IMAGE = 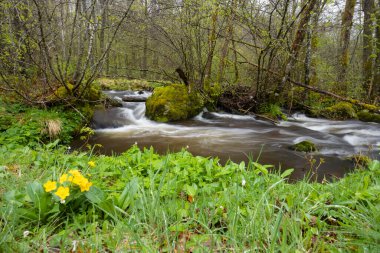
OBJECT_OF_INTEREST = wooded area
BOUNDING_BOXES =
[1,0,380,106]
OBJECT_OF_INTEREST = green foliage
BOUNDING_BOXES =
[1,143,380,251]
[258,103,287,120]
[291,140,318,152]
[357,110,380,123]
[145,84,204,122]
[203,82,222,108]
[0,102,84,146]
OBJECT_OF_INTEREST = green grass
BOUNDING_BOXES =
[1,143,379,252]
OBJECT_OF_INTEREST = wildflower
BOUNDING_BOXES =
[88,161,96,168]
[55,186,70,201]
[23,231,30,238]
[59,173,73,184]
[72,173,86,186]
[43,180,57,192]
[79,179,93,192]
[68,169,82,177]
[242,178,246,187]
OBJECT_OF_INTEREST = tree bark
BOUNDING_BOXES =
[337,0,356,93]
[373,0,380,102]
[362,0,375,100]
[276,0,318,94]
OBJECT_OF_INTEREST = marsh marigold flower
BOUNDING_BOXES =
[68,169,81,177]
[59,173,73,184]
[43,180,57,192]
[55,186,70,201]
[88,161,96,168]
[79,180,93,192]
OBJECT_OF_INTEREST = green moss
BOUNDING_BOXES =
[203,82,222,108]
[95,78,169,91]
[145,84,204,122]
[81,84,102,102]
[321,102,357,120]
[357,110,380,123]
[290,140,318,153]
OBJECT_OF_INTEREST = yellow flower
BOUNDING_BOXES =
[55,186,70,201]
[59,173,73,184]
[79,180,93,192]
[72,174,86,186]
[68,169,82,177]
[43,180,57,192]
[88,161,96,168]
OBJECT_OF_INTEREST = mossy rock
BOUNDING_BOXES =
[321,102,357,120]
[145,84,204,122]
[290,140,318,153]
[357,110,380,124]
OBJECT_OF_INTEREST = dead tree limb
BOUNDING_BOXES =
[235,49,379,112]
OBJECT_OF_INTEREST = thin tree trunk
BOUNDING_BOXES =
[337,0,356,93]
[373,0,380,102]
[276,0,318,95]
[217,0,235,84]
[362,0,375,100]
[203,4,219,88]
[141,0,148,79]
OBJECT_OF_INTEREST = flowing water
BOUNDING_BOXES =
[84,90,380,180]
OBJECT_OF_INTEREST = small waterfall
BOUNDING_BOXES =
[88,91,380,180]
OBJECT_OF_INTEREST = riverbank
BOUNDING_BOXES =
[1,141,380,251]
[1,85,380,251]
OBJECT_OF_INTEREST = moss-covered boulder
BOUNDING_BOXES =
[290,140,318,152]
[321,102,357,120]
[145,84,204,122]
[357,110,380,124]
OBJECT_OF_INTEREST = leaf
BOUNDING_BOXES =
[85,186,106,204]
[368,160,380,171]
[280,168,294,178]
[117,178,139,210]
[25,182,50,217]
[183,184,197,197]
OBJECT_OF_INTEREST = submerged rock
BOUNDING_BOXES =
[290,140,318,153]
[145,84,204,122]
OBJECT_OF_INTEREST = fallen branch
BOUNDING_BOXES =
[235,50,379,112]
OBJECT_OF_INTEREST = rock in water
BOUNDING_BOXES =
[290,140,318,152]
[145,84,203,122]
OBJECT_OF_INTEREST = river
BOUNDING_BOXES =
[84,90,380,180]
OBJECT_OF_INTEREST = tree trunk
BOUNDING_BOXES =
[203,4,219,88]
[141,0,148,79]
[100,0,109,75]
[363,0,375,100]
[337,0,356,93]
[373,0,380,102]
[217,0,235,84]
[276,0,318,95]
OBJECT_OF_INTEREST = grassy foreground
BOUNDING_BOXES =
[1,143,380,252]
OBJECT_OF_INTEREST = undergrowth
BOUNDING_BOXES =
[0,101,84,147]
[1,144,379,252]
